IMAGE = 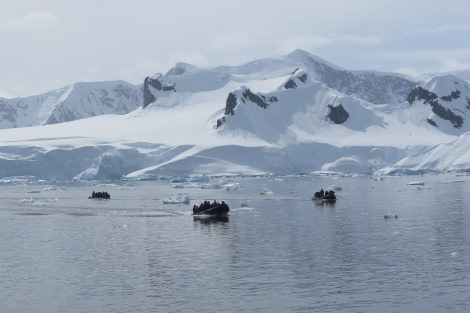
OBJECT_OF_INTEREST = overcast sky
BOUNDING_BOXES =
[1,0,470,98]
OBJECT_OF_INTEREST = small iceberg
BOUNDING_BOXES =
[161,194,190,204]
[223,183,242,191]
[20,198,35,203]
[407,181,424,186]
[171,174,209,183]
[328,185,342,191]
[260,188,273,195]
[172,182,221,189]
[443,180,465,183]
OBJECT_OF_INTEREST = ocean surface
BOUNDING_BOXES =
[1,174,469,313]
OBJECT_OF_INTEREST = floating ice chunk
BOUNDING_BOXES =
[172,182,199,188]
[328,185,342,191]
[171,174,209,183]
[223,183,242,190]
[161,194,190,204]
[187,174,209,183]
[172,182,221,189]
[260,188,273,195]
[416,186,431,190]
[200,183,221,189]
[407,181,424,185]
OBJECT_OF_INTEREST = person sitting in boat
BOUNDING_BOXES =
[319,189,324,197]
[193,205,199,214]
[91,191,110,199]
[199,201,210,212]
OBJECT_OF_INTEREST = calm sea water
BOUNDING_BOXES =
[1,174,469,313]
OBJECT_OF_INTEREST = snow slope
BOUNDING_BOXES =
[0,49,468,180]
[0,81,142,128]
[382,132,470,175]
[405,74,470,136]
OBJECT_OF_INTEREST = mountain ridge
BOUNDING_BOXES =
[0,80,142,129]
[1,49,470,180]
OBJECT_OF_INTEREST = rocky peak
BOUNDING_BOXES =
[165,62,196,76]
[407,74,470,131]
[223,87,278,116]
[143,75,177,108]
[285,49,416,104]
[283,68,309,90]
[218,87,279,128]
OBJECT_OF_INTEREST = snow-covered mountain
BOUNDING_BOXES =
[143,49,415,110]
[382,132,470,175]
[406,74,470,135]
[1,49,469,180]
[0,81,142,128]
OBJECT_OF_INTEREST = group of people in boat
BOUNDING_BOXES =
[313,188,336,199]
[193,200,225,214]
[90,191,111,199]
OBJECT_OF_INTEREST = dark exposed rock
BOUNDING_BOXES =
[284,79,297,89]
[0,100,17,125]
[225,92,238,115]
[146,76,163,90]
[298,72,307,83]
[431,101,463,128]
[440,89,461,102]
[427,119,438,127]
[143,76,177,108]
[242,89,270,109]
[327,104,349,124]
[143,77,157,109]
[265,95,278,103]
[224,89,278,115]
[216,116,225,128]
[218,89,278,127]
[284,69,308,89]
[407,86,463,128]
[163,85,176,91]
[407,86,438,104]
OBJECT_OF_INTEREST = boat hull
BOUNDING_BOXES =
[193,203,229,215]
[311,196,336,203]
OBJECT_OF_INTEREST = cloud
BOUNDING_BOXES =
[278,34,382,54]
[3,10,58,31]
[0,88,13,99]
[169,52,210,67]
[209,34,259,53]
[415,24,470,35]
[382,49,470,74]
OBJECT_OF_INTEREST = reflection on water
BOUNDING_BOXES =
[0,175,469,313]
[193,214,229,224]
[312,199,336,207]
